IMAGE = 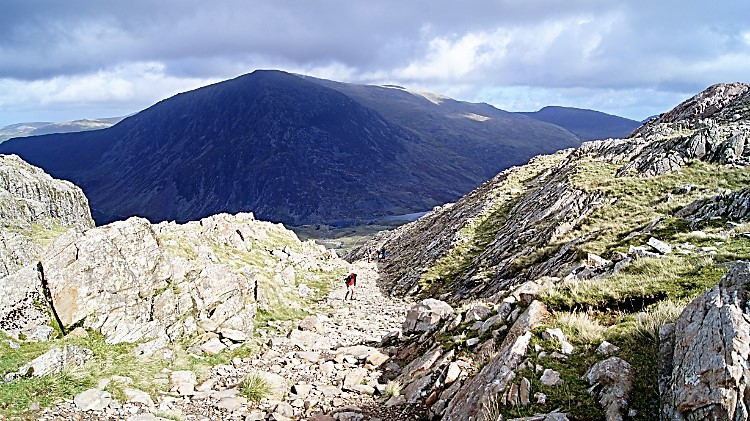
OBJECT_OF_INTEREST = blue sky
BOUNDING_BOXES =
[1,0,749,126]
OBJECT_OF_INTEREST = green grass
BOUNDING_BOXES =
[541,255,723,312]
[0,329,257,418]
[565,159,750,257]
[419,201,511,296]
[239,374,272,403]
[499,331,603,420]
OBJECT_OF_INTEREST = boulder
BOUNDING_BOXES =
[464,304,492,322]
[585,357,633,420]
[647,237,672,254]
[298,315,324,332]
[595,341,620,356]
[540,369,562,387]
[542,328,574,355]
[660,262,750,420]
[512,281,543,305]
[74,389,112,411]
[402,299,454,334]
[17,345,93,378]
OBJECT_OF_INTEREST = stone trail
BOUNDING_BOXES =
[36,260,419,421]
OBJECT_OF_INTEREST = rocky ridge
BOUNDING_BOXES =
[351,83,750,302]
[347,83,750,419]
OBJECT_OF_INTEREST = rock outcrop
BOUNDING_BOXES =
[0,154,93,277]
[35,213,342,347]
[1,180,347,346]
[660,261,750,420]
[442,301,549,420]
[0,154,94,337]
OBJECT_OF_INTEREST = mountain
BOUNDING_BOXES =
[349,82,750,419]
[0,117,124,142]
[0,70,582,226]
[518,105,641,140]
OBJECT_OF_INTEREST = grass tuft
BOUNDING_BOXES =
[239,374,272,403]
[634,299,688,342]
[384,380,402,398]
[554,311,606,344]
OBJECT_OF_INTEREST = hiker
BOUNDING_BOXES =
[344,272,357,300]
[378,246,387,260]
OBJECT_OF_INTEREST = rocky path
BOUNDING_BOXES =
[37,260,419,421]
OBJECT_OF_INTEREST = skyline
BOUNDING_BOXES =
[1,1,749,127]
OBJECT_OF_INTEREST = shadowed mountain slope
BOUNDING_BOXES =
[518,106,642,140]
[0,70,582,225]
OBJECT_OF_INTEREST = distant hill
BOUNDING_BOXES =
[0,117,124,142]
[518,106,641,140]
[0,70,582,226]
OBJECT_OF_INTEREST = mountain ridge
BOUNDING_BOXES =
[0,70,585,226]
[518,105,642,140]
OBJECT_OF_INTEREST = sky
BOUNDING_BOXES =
[1,0,749,127]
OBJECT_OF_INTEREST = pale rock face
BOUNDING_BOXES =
[0,154,94,230]
[43,218,164,340]
[0,265,48,337]
[660,261,750,420]
[14,210,344,347]
[0,155,94,334]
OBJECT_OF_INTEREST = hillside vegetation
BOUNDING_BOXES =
[351,82,750,419]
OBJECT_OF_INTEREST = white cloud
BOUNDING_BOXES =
[0,62,219,124]
[1,1,749,126]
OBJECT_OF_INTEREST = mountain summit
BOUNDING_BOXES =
[0,70,582,226]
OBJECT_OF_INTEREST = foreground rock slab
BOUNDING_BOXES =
[660,261,750,420]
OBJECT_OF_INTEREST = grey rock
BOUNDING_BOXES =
[444,362,462,385]
[443,301,549,420]
[201,337,227,355]
[0,266,50,338]
[402,299,454,334]
[32,326,54,342]
[298,315,324,332]
[220,328,249,342]
[540,369,563,387]
[479,314,505,335]
[596,340,620,355]
[365,350,389,367]
[512,281,542,305]
[124,388,155,409]
[647,237,672,254]
[342,368,368,389]
[74,388,112,411]
[464,304,492,322]
[216,396,247,412]
[542,328,574,355]
[661,262,750,420]
[17,345,93,377]
[292,383,313,397]
[585,357,633,421]
[520,377,531,405]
